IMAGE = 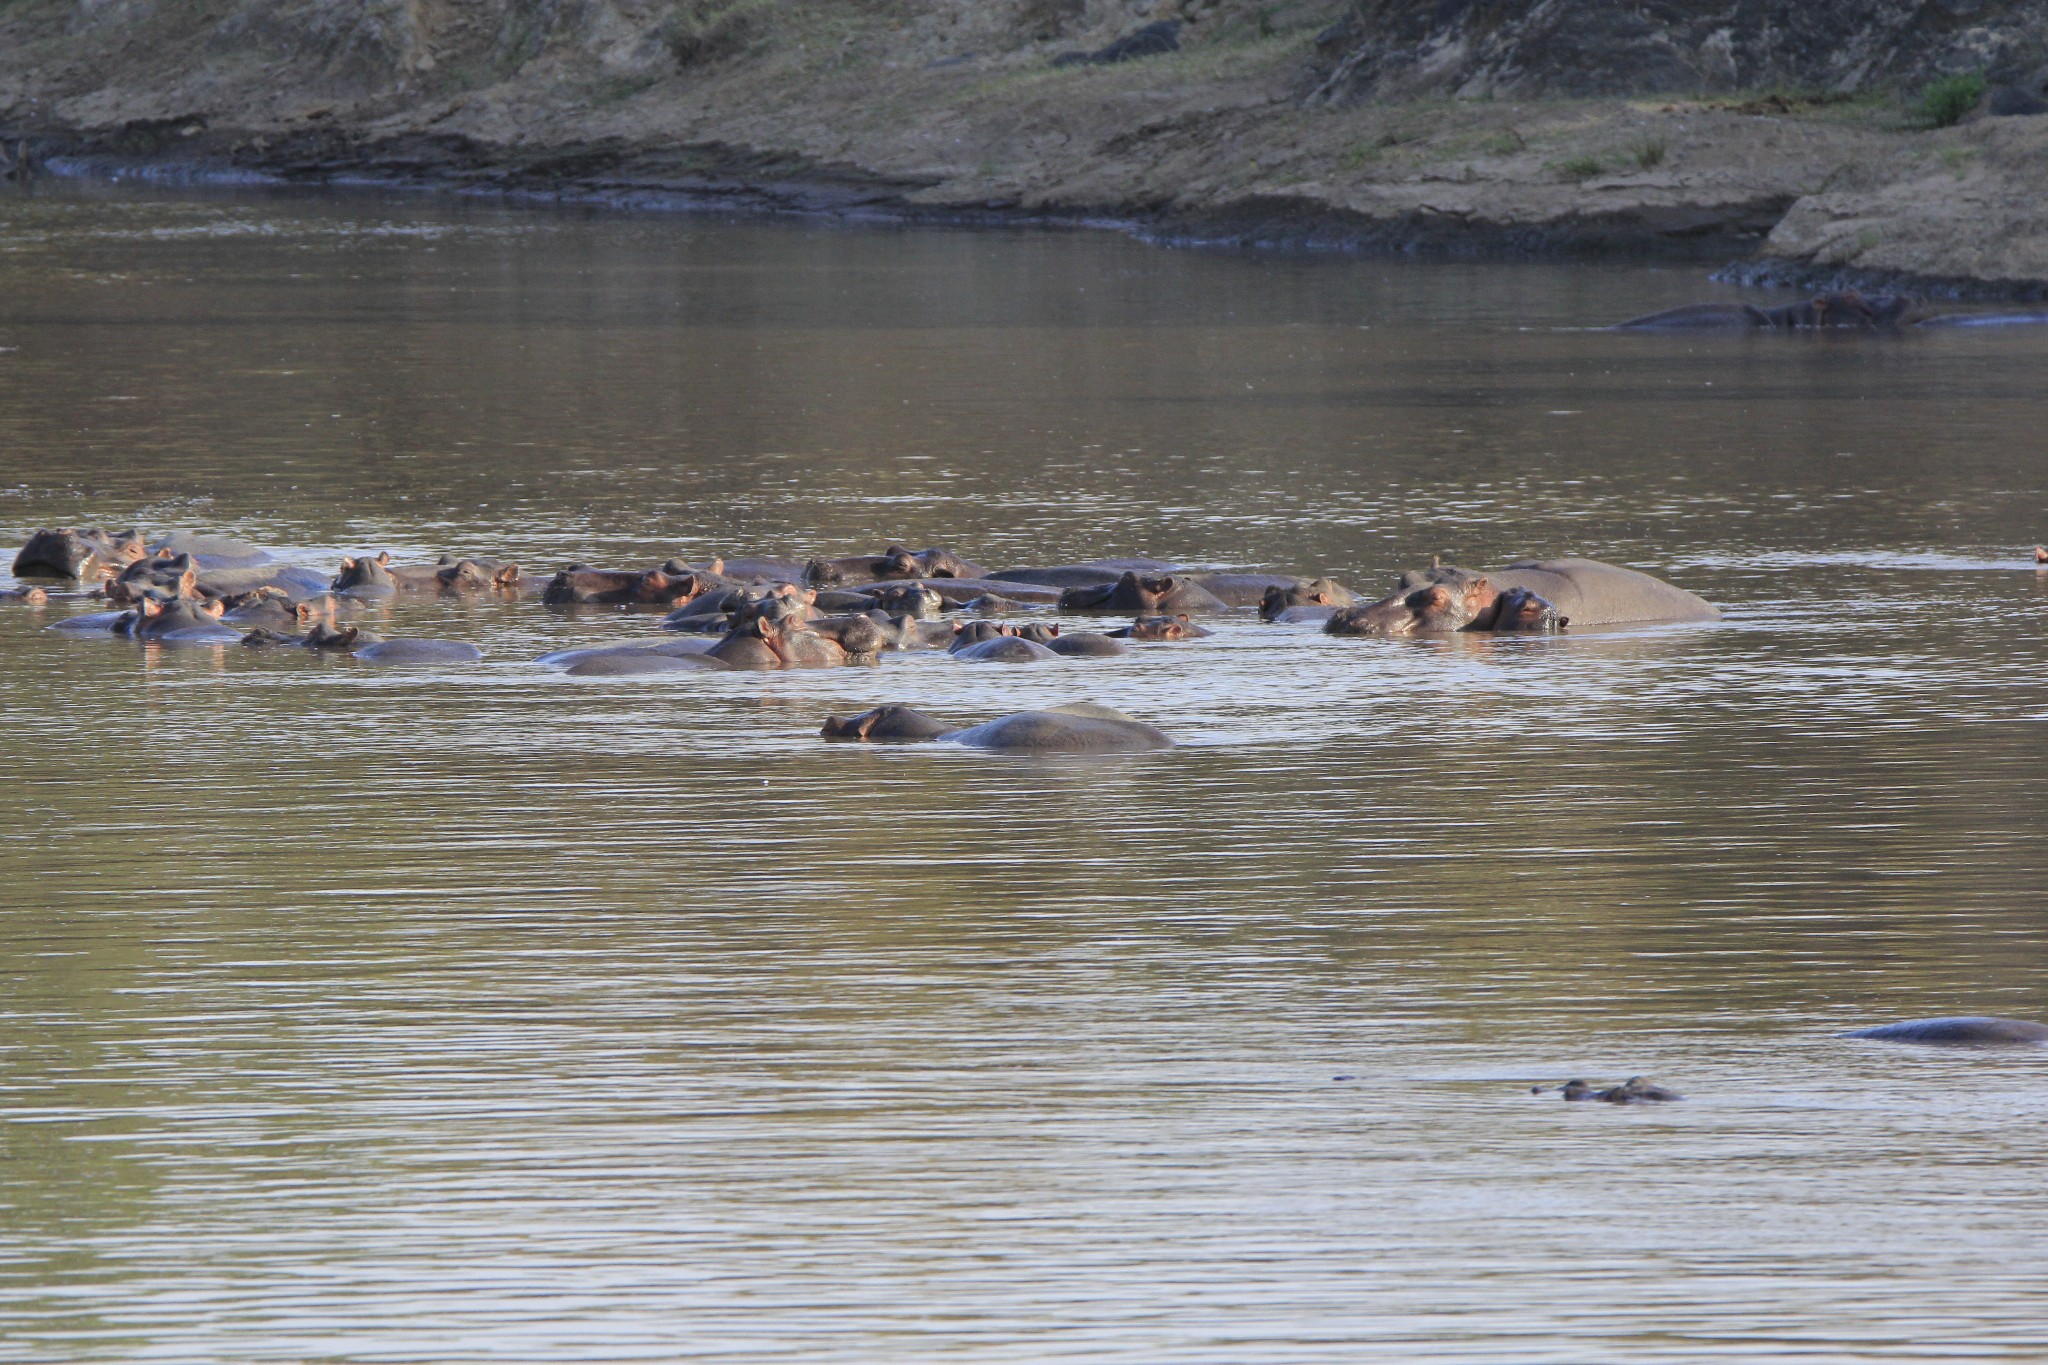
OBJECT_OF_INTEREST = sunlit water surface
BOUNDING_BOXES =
[2,184,2046,1362]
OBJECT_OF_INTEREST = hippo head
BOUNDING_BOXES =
[874,545,924,579]
[303,621,364,649]
[1487,586,1565,632]
[914,547,974,579]
[868,583,944,619]
[438,558,521,592]
[951,620,1018,647]
[1013,622,1060,644]
[294,594,343,625]
[801,557,844,586]
[1125,613,1197,641]
[5,586,49,605]
[820,704,953,742]
[13,527,144,579]
[634,567,699,604]
[333,551,396,593]
[107,552,198,605]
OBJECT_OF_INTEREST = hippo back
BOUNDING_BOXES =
[1491,558,1719,626]
[945,703,1171,752]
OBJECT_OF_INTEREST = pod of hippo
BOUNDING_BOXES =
[14,525,2047,1093]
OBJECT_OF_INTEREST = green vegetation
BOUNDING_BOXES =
[660,0,774,67]
[1916,72,1986,128]
[1553,153,1606,181]
[1631,137,1666,169]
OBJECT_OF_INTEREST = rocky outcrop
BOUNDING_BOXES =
[3,1,2047,292]
[1311,1,2048,104]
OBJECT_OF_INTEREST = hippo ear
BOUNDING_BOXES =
[139,596,163,617]
[375,551,390,566]
[708,556,724,574]
[495,564,520,585]
[201,599,225,618]
[1047,623,1061,637]
[339,556,356,571]
[951,622,963,635]
[1176,613,1189,623]
[1557,616,1570,630]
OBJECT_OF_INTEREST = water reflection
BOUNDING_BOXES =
[1,183,2046,1362]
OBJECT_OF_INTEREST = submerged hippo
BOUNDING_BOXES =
[986,558,1183,589]
[1108,613,1212,641]
[948,620,1060,663]
[1534,1077,1685,1103]
[352,638,485,664]
[1059,571,1227,615]
[125,595,243,644]
[1258,578,1356,621]
[147,532,273,570]
[804,545,985,585]
[540,563,721,606]
[706,615,865,670]
[1842,1016,2048,1046]
[1613,292,1914,331]
[1615,291,2048,333]
[12,527,146,579]
[0,586,50,604]
[822,702,1172,752]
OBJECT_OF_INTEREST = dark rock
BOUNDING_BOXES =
[1311,1,2048,104]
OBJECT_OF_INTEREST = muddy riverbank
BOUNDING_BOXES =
[6,0,2048,292]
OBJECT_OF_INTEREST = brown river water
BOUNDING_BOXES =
[2,183,2046,1362]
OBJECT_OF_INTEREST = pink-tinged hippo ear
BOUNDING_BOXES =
[951,622,964,635]
[1176,613,1190,622]
[494,564,521,585]
[139,596,164,617]
[708,556,725,575]
[375,551,391,565]
[200,599,225,618]
[1047,623,1061,637]
[155,547,175,559]
[339,556,356,571]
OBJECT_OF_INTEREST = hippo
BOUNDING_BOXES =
[804,613,908,658]
[329,552,523,597]
[48,609,140,634]
[1490,586,1565,632]
[1616,292,2048,332]
[822,701,1172,752]
[853,576,1063,606]
[1841,1016,2048,1046]
[104,553,201,605]
[1259,578,1357,620]
[952,635,1061,663]
[535,638,719,670]
[1534,1077,1684,1103]
[218,587,301,627]
[126,595,243,644]
[1186,573,1310,608]
[352,638,484,664]
[240,622,377,650]
[12,527,146,579]
[195,562,331,601]
[1107,613,1212,641]
[948,620,1061,662]
[1058,572,1228,615]
[563,651,726,676]
[1331,558,1713,635]
[706,616,853,670]
[147,532,273,570]
[1612,292,1915,331]
[986,558,1182,589]
[1044,632,1128,658]
[804,545,986,586]
[540,563,723,606]
[2035,546,2047,564]
[0,586,49,605]
[863,583,946,619]
[433,556,523,592]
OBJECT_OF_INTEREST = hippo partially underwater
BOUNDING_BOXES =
[1326,557,1717,636]
[821,702,1172,752]
[1613,291,2048,332]
[1842,1016,2048,1046]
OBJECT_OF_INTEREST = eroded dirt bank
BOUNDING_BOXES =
[5,0,2048,294]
